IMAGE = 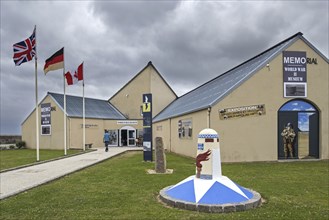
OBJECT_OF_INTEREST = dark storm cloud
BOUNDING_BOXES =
[149,1,328,87]
[92,1,177,33]
[0,1,328,134]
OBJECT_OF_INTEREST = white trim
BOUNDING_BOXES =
[117,120,138,125]
[119,126,136,146]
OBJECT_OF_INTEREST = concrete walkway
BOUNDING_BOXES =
[0,147,142,200]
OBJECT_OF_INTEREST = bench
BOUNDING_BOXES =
[85,143,93,148]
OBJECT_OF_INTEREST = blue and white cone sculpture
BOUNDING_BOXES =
[159,129,261,213]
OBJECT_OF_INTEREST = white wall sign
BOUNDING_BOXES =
[117,120,138,125]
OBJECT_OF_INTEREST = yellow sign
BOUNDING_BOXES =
[143,102,151,112]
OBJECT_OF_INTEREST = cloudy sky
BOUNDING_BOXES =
[1,1,328,135]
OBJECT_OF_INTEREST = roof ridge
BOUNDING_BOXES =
[47,92,126,120]
[108,61,178,102]
[48,91,107,102]
[153,32,304,122]
[105,101,127,119]
[148,62,178,98]
[177,32,303,99]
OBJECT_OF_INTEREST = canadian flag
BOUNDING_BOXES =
[65,63,83,85]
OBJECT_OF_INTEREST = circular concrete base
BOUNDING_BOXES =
[159,186,262,213]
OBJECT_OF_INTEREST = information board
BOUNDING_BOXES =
[142,94,152,161]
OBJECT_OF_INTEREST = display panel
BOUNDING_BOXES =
[178,119,192,139]
[108,130,118,146]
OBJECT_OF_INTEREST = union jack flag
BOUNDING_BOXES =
[13,27,36,66]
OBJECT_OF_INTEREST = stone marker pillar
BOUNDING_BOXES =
[196,128,221,179]
[155,137,166,173]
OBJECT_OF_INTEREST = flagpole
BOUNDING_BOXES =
[34,25,40,161]
[63,48,67,155]
[82,62,86,151]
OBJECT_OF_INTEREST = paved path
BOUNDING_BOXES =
[0,147,142,200]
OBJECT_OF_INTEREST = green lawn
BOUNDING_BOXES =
[0,149,87,171]
[0,152,328,220]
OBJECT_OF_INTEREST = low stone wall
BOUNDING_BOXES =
[159,186,262,213]
[0,135,21,144]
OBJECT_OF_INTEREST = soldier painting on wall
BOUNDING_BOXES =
[281,123,296,159]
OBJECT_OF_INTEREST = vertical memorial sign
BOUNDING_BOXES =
[41,103,51,135]
[142,94,152,161]
[283,51,307,97]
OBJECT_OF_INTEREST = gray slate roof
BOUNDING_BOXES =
[49,92,126,120]
[153,32,311,122]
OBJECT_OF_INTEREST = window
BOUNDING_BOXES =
[178,119,193,139]
[41,125,51,135]
[284,83,307,97]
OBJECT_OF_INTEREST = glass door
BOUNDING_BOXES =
[128,129,136,146]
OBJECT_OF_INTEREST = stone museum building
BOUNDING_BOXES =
[22,32,328,162]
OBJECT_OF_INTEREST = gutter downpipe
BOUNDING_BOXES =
[68,117,71,149]
[207,107,211,128]
[169,118,172,152]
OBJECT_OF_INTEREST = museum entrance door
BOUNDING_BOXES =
[120,126,136,147]
[278,99,319,160]
[278,111,298,159]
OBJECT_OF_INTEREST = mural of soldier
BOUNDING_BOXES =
[281,123,296,159]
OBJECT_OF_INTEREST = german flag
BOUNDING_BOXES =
[44,47,64,74]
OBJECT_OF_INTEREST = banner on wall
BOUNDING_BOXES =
[219,104,266,120]
[41,103,51,135]
[142,94,152,161]
[283,51,307,97]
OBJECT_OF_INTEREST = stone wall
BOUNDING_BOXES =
[0,135,21,144]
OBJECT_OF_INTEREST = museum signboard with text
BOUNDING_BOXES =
[41,103,51,135]
[219,104,266,120]
[283,51,307,97]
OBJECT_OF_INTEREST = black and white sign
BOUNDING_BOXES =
[283,51,307,82]
[283,51,307,97]
[41,103,52,135]
[41,103,51,125]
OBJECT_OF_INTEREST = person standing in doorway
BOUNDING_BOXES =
[103,130,110,152]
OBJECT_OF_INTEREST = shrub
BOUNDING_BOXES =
[16,141,26,149]
[9,145,16,149]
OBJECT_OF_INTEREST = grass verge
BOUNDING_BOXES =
[0,152,328,219]
[0,149,88,171]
